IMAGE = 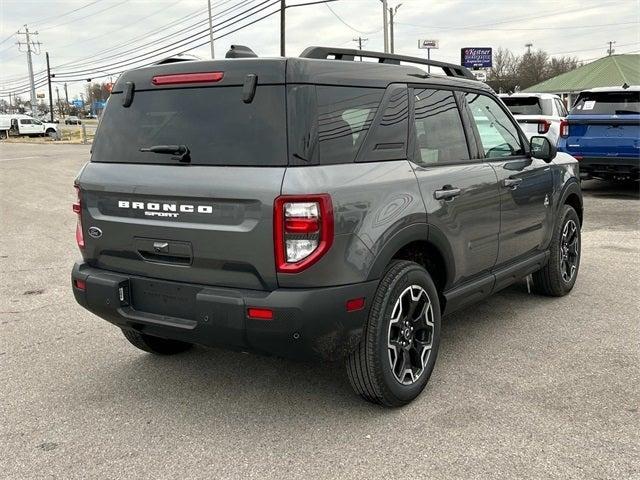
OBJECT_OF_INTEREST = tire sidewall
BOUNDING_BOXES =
[373,264,441,404]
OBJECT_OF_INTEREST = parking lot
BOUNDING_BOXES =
[0,143,638,479]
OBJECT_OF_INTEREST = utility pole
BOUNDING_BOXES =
[388,4,401,54]
[280,0,286,56]
[64,82,69,117]
[46,52,54,122]
[16,25,41,116]
[353,36,368,50]
[381,0,389,53]
[55,87,61,118]
[207,0,215,59]
[607,40,616,55]
[525,43,533,55]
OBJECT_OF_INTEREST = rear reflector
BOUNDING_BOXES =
[151,72,224,85]
[346,297,365,312]
[247,308,274,320]
[74,279,86,291]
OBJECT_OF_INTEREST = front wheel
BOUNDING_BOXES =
[346,260,441,407]
[533,205,581,296]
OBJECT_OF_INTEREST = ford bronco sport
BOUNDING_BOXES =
[71,46,583,407]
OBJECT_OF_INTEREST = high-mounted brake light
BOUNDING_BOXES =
[274,195,333,273]
[560,120,570,138]
[73,185,84,249]
[151,72,224,85]
[538,120,551,134]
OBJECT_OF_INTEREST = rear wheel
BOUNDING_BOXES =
[533,205,581,296]
[121,328,192,355]
[346,260,441,407]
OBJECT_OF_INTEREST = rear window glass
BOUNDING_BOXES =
[501,96,551,116]
[316,86,384,164]
[571,91,640,115]
[91,86,287,166]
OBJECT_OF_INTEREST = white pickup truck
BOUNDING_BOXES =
[0,114,59,139]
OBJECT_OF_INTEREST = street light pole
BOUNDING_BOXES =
[207,0,215,59]
[381,0,389,53]
[280,0,286,56]
[46,51,54,122]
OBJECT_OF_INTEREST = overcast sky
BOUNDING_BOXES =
[1,0,638,100]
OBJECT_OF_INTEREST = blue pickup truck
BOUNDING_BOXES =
[558,85,639,181]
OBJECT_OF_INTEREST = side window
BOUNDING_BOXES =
[316,86,384,165]
[412,88,469,165]
[20,119,32,125]
[465,92,524,159]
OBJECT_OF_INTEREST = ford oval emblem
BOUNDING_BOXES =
[88,226,102,238]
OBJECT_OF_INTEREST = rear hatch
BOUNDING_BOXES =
[501,96,553,137]
[563,90,640,158]
[77,59,287,291]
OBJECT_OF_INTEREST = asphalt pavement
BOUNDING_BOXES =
[1,143,638,479]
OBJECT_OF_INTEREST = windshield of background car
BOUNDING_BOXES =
[501,96,552,116]
[571,91,640,115]
[92,85,287,166]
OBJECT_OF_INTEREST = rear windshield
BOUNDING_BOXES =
[91,85,287,166]
[501,96,551,116]
[571,91,640,115]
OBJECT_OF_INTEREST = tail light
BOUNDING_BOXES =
[73,185,84,249]
[274,194,333,273]
[538,120,551,134]
[560,120,570,138]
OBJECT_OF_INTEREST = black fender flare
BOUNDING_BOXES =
[557,179,583,223]
[365,223,456,289]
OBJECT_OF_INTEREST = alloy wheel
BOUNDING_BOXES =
[560,219,579,283]
[387,285,434,385]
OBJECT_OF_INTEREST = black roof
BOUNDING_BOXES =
[112,50,492,94]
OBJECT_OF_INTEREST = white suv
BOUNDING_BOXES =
[499,93,567,146]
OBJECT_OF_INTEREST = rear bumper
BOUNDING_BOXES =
[576,156,639,179]
[71,262,378,361]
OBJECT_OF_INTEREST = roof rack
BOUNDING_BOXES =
[299,46,476,80]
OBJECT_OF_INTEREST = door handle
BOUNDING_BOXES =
[504,177,523,189]
[434,186,462,200]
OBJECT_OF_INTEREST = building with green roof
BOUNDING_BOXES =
[523,54,639,105]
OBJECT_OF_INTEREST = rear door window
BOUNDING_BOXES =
[411,89,470,165]
[571,91,640,115]
[91,85,287,166]
[466,92,524,159]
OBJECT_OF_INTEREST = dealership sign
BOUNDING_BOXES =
[418,39,439,49]
[460,47,492,68]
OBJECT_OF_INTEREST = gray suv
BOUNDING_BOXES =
[71,46,583,406]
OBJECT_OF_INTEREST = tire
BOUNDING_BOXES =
[121,328,192,355]
[533,205,581,296]
[346,260,441,407]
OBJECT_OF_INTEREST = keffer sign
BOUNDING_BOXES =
[461,47,492,68]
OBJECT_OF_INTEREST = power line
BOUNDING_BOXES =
[38,0,130,32]
[30,0,104,27]
[324,3,381,34]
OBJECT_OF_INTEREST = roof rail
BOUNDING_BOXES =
[299,46,476,80]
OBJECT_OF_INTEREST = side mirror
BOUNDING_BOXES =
[530,136,556,162]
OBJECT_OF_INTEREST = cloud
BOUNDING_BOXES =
[0,0,637,99]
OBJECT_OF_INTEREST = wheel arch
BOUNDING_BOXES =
[559,180,583,227]
[366,223,454,308]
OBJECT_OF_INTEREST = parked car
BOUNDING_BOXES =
[71,46,583,407]
[65,116,82,125]
[499,93,567,145]
[558,85,639,181]
[0,114,58,138]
